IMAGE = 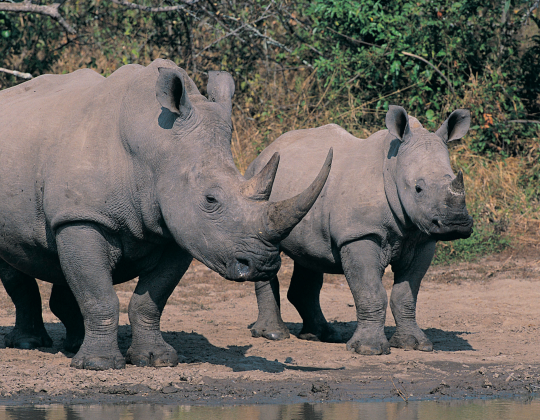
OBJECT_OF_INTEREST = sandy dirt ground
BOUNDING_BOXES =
[0,249,540,406]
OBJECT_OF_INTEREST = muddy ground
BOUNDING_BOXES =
[0,248,540,406]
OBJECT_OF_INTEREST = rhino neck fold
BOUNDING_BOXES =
[382,135,410,230]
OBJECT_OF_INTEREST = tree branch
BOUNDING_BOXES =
[507,119,540,124]
[327,27,382,49]
[0,67,33,80]
[111,0,198,13]
[401,51,456,93]
[0,1,76,34]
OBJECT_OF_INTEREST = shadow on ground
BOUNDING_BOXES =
[0,323,345,373]
[275,322,474,352]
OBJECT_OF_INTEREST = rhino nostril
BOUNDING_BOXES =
[236,259,251,277]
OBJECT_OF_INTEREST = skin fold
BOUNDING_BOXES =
[247,106,473,355]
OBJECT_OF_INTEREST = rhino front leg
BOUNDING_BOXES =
[56,223,125,370]
[126,245,192,367]
[0,260,52,349]
[49,284,85,353]
[287,263,341,342]
[389,241,435,352]
[341,239,390,355]
[251,277,290,340]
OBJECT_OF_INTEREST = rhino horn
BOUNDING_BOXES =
[449,170,465,195]
[263,148,333,242]
[241,152,280,201]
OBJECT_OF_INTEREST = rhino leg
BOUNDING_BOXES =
[126,245,192,367]
[287,263,341,343]
[341,239,390,355]
[389,241,435,352]
[56,223,125,370]
[251,277,290,340]
[0,261,53,349]
[49,284,85,353]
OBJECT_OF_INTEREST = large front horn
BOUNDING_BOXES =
[263,148,333,242]
[241,152,280,201]
[449,170,465,196]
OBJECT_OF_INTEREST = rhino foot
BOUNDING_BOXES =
[126,344,179,367]
[389,333,433,352]
[250,321,290,341]
[298,324,342,343]
[71,354,126,370]
[5,328,53,350]
[346,330,390,355]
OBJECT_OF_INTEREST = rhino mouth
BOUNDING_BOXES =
[429,215,474,241]
[225,255,281,282]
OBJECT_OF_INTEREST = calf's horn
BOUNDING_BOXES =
[241,152,280,201]
[449,170,465,195]
[263,148,333,242]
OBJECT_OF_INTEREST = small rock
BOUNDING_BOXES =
[161,386,179,394]
[284,357,294,364]
[311,382,330,393]
[297,391,308,397]
[482,379,492,388]
[429,382,450,395]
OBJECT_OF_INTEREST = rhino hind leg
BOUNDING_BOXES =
[49,284,85,353]
[287,264,342,343]
[126,246,192,368]
[0,261,53,349]
[251,277,290,341]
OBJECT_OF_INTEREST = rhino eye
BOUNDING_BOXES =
[415,185,423,193]
[205,195,217,204]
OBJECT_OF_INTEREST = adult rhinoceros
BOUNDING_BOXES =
[247,106,473,355]
[0,59,332,370]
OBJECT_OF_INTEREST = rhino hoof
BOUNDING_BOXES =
[262,330,290,341]
[389,334,433,352]
[5,330,53,349]
[347,340,391,355]
[250,324,290,341]
[71,355,126,370]
[126,348,179,367]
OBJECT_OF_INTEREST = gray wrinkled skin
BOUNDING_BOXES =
[0,59,331,370]
[248,106,473,355]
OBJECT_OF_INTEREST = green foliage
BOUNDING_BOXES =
[298,0,538,155]
[433,213,510,265]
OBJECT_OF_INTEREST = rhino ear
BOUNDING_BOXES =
[207,71,235,116]
[436,109,470,143]
[385,105,412,143]
[156,67,192,117]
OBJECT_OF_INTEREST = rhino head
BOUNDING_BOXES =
[123,63,331,282]
[385,105,473,240]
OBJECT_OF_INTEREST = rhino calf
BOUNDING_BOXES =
[0,60,331,369]
[247,106,473,355]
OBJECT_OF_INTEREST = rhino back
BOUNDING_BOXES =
[249,124,393,272]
